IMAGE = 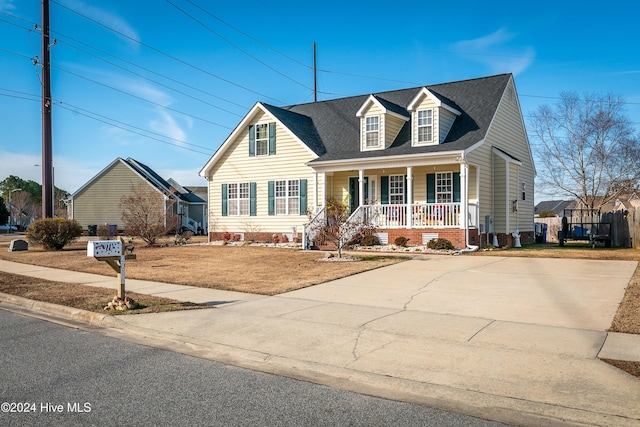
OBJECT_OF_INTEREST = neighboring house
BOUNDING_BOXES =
[69,157,207,234]
[534,200,574,217]
[573,192,640,214]
[199,74,535,249]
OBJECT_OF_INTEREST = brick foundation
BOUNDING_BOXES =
[209,231,300,243]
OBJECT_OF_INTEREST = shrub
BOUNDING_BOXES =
[222,231,232,242]
[427,238,454,250]
[97,224,115,239]
[361,234,380,246]
[394,236,409,247]
[26,218,83,250]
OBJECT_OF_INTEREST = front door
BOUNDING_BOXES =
[349,177,368,213]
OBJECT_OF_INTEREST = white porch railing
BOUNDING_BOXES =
[361,203,479,228]
[179,214,201,234]
[303,207,326,249]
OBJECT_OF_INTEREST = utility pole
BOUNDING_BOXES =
[313,42,317,102]
[41,0,54,218]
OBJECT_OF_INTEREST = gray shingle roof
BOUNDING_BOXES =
[125,158,205,204]
[266,73,511,163]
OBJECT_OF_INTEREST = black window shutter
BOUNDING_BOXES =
[248,125,255,157]
[268,181,275,215]
[221,184,228,216]
[380,176,389,204]
[250,182,257,216]
[453,172,460,202]
[268,122,276,155]
[426,174,435,203]
[299,179,307,215]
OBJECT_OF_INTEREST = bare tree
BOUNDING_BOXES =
[319,197,377,258]
[9,190,31,228]
[120,184,175,245]
[530,92,640,210]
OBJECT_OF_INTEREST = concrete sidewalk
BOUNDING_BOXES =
[1,257,639,426]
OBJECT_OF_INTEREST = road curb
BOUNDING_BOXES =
[0,291,125,329]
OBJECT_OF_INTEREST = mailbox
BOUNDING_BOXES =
[87,240,122,258]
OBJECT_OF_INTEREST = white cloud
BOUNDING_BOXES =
[63,0,140,50]
[0,151,102,193]
[149,109,187,146]
[451,28,536,75]
[0,0,16,12]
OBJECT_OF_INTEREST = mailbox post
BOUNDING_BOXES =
[87,240,135,299]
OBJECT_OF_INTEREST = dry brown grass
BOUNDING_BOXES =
[0,239,403,295]
[0,270,208,314]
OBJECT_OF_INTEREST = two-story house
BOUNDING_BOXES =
[199,74,535,249]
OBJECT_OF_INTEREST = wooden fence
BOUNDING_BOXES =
[536,208,640,248]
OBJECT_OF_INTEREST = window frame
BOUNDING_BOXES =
[389,175,404,204]
[435,172,452,203]
[364,115,380,148]
[227,182,250,216]
[254,123,269,156]
[274,179,300,215]
[417,109,433,144]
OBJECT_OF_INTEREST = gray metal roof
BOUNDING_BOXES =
[260,74,511,163]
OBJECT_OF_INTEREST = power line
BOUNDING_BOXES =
[55,102,214,156]
[0,85,218,154]
[0,14,249,112]
[57,38,244,117]
[166,0,313,92]
[53,64,233,129]
[49,0,287,104]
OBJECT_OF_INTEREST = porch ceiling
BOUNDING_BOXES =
[309,151,465,173]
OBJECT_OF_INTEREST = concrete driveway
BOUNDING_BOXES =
[280,256,634,331]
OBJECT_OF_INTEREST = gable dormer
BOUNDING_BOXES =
[356,95,409,151]
[407,88,461,146]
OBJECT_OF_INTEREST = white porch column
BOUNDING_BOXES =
[313,171,318,210]
[358,169,365,207]
[320,172,326,211]
[406,166,413,229]
[460,161,469,242]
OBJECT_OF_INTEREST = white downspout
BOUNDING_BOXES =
[456,155,478,254]
[406,166,413,229]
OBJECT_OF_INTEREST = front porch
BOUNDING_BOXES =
[304,158,480,249]
[359,202,479,229]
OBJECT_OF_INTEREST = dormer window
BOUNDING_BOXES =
[365,116,380,148]
[417,109,433,143]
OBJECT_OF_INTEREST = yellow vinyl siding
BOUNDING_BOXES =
[485,79,535,233]
[492,155,507,232]
[208,110,318,234]
[467,77,535,234]
[466,142,493,224]
[509,164,520,232]
[73,160,164,229]
[439,109,457,143]
[384,115,406,148]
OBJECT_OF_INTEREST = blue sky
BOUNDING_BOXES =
[1,0,639,202]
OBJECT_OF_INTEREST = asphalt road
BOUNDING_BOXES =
[0,309,511,426]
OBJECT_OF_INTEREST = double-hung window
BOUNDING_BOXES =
[228,183,250,216]
[389,175,404,204]
[365,116,380,148]
[275,179,299,215]
[417,109,433,143]
[436,172,452,203]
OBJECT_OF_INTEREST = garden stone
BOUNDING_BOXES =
[8,239,28,252]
